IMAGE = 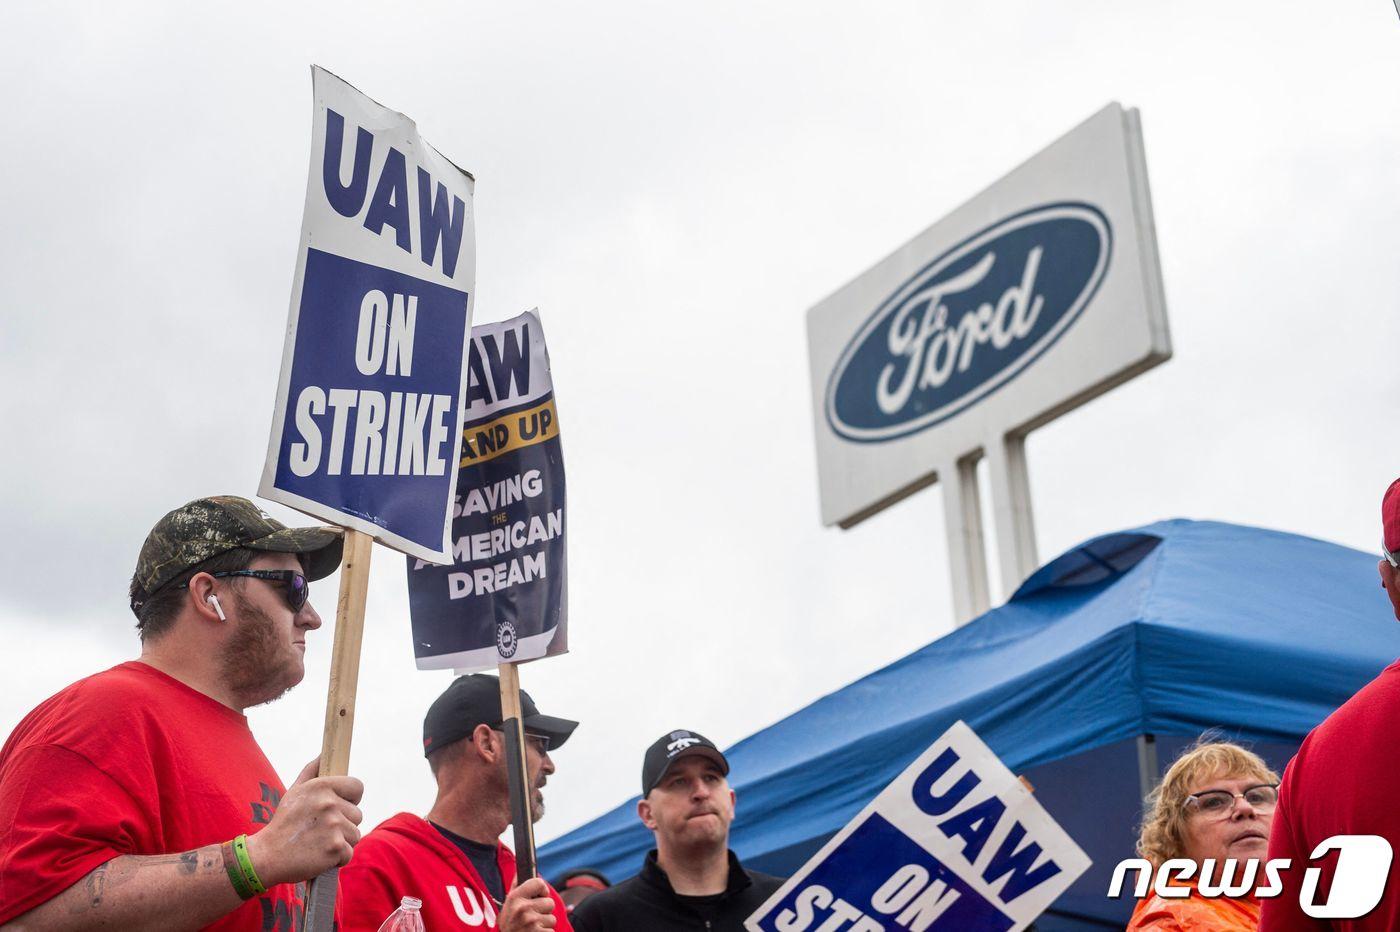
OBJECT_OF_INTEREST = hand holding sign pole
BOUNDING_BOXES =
[259,67,476,931]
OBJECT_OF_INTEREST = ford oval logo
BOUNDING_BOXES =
[826,202,1112,443]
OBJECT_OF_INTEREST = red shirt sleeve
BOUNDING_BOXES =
[0,743,149,924]
[1258,767,1327,932]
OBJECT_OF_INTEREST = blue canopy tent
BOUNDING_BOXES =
[540,519,1400,928]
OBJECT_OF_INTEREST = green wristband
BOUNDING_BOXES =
[232,834,268,895]
[223,841,255,900]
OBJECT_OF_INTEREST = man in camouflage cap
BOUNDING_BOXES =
[0,495,367,931]
[129,495,344,618]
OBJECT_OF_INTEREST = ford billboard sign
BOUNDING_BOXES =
[827,203,1111,443]
[808,103,1169,534]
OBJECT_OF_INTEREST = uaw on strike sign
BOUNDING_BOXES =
[260,66,475,562]
[747,723,1089,932]
[406,310,567,671]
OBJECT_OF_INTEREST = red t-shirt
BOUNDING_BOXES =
[337,812,572,931]
[0,661,304,930]
[1260,659,1400,931]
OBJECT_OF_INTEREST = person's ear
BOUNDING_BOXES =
[470,723,501,762]
[189,573,224,624]
[637,797,657,830]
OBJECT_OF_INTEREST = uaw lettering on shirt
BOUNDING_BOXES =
[774,745,1061,931]
[284,106,470,481]
[446,886,499,926]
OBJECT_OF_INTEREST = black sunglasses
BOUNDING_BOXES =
[176,570,309,612]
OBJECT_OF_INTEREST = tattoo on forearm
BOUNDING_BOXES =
[64,847,222,914]
[134,851,206,869]
[66,862,109,913]
[87,862,107,906]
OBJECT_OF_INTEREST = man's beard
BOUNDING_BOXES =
[219,590,301,707]
[494,759,548,823]
[530,782,547,823]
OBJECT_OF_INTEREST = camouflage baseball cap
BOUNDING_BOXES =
[132,496,343,611]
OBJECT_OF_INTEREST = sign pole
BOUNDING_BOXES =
[497,662,538,883]
[304,528,374,931]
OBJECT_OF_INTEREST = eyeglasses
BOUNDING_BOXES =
[1184,784,1278,820]
[489,726,551,755]
[176,570,310,612]
[1383,538,1399,569]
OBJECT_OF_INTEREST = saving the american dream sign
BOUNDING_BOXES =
[745,722,1090,932]
[406,310,567,672]
[260,66,475,563]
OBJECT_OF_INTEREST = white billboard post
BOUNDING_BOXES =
[808,103,1170,624]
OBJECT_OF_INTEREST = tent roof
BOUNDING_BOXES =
[539,519,1400,882]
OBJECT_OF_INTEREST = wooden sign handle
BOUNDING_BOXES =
[305,528,373,932]
[498,662,538,884]
[320,528,374,774]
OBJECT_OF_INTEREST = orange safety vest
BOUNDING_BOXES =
[1127,883,1260,931]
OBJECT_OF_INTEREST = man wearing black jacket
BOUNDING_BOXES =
[570,729,785,931]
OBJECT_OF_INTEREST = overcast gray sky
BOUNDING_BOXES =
[2,1,1398,848]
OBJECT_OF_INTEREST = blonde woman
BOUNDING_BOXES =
[1127,741,1279,931]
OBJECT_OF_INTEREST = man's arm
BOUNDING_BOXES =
[1,759,363,932]
[2,845,242,931]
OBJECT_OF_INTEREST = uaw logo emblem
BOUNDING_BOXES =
[496,620,518,658]
[825,202,1112,443]
[667,732,702,756]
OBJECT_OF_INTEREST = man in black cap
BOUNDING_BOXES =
[570,729,785,931]
[0,495,363,931]
[338,674,578,931]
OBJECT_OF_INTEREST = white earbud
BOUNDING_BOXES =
[206,594,227,622]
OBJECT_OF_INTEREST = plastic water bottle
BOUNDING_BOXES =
[375,896,426,932]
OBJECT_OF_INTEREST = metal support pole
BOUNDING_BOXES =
[1136,734,1159,803]
[939,453,991,625]
[985,433,1039,599]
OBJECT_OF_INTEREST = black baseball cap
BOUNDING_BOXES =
[422,674,578,758]
[641,729,729,796]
